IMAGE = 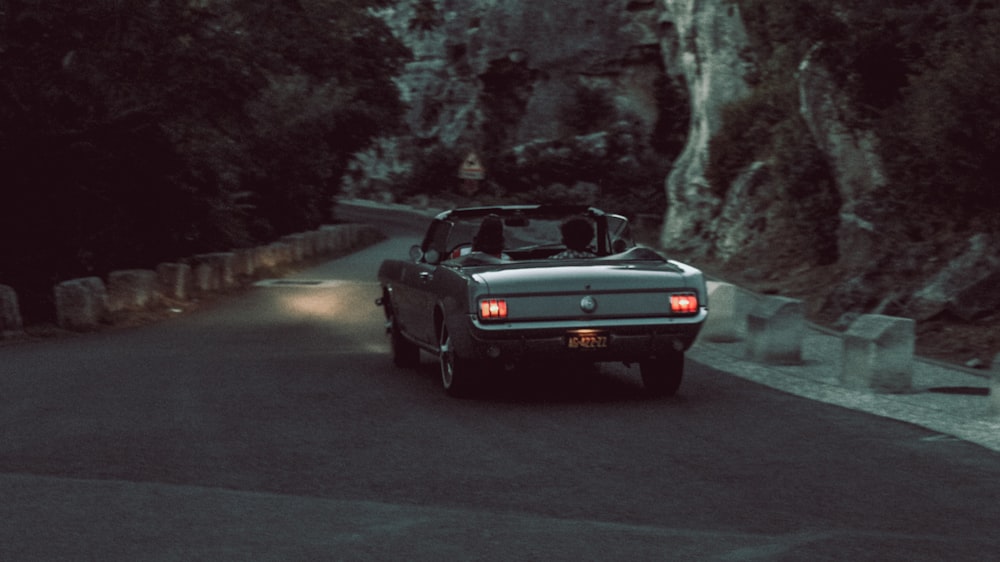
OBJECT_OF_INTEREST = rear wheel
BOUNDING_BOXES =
[640,351,684,397]
[439,324,473,396]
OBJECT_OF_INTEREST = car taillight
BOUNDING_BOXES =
[670,293,698,314]
[479,299,508,321]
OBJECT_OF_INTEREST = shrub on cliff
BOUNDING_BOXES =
[879,7,1000,234]
[718,0,1000,238]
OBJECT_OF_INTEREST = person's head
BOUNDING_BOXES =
[472,214,504,256]
[560,216,594,252]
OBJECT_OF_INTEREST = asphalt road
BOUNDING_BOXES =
[1,204,999,561]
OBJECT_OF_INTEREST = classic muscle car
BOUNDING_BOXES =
[376,205,708,396]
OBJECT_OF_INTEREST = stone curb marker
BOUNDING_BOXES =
[0,224,381,336]
[701,282,943,397]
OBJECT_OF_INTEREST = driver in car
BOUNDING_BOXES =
[549,216,596,259]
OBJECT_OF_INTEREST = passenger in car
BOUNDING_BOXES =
[549,216,596,259]
[452,214,511,263]
[472,214,505,257]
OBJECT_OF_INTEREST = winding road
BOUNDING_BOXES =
[1,204,999,560]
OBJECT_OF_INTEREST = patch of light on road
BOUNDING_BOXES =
[280,292,345,318]
[256,279,383,324]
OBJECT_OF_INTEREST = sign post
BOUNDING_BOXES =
[458,151,486,195]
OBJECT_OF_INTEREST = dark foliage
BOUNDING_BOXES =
[717,0,1000,243]
[650,72,690,156]
[559,85,616,136]
[478,57,538,153]
[0,0,408,321]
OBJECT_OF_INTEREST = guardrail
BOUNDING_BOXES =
[0,224,383,336]
[699,281,999,405]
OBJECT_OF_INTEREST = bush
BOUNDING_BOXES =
[707,80,796,197]
[717,0,1000,244]
[0,0,409,320]
[880,8,1000,230]
[396,145,464,199]
[560,85,616,136]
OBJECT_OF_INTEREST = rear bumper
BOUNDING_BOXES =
[455,311,707,364]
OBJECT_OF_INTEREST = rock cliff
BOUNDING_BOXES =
[358,0,1000,329]
[657,0,752,253]
[352,0,681,206]
[359,0,771,258]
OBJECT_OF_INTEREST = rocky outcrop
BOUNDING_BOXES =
[389,0,667,144]
[797,47,886,271]
[363,0,1000,328]
[350,0,679,199]
[364,1,763,257]
[905,234,1000,321]
[657,0,753,252]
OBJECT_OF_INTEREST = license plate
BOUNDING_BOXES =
[566,333,608,349]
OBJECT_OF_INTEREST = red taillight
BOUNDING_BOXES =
[670,293,698,314]
[479,299,508,320]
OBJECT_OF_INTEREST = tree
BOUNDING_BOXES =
[0,0,409,321]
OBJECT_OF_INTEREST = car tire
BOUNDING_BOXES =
[640,351,684,397]
[439,324,473,397]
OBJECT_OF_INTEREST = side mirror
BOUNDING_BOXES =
[409,245,424,262]
[424,250,441,265]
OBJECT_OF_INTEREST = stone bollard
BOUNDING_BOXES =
[322,225,348,253]
[280,234,307,262]
[698,282,749,343]
[55,277,108,331]
[213,252,238,289]
[192,262,217,293]
[157,263,193,301]
[989,353,1000,417]
[841,314,914,393]
[316,225,339,254]
[746,296,805,364]
[303,231,321,258]
[234,248,256,278]
[253,245,276,271]
[193,252,237,292]
[107,269,160,313]
[347,224,362,247]
[270,242,293,266]
[0,284,24,338]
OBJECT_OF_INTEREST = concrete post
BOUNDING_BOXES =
[746,296,804,364]
[841,314,914,393]
[55,277,108,331]
[698,282,749,343]
[0,284,24,338]
[193,252,237,292]
[157,263,193,301]
[107,269,160,313]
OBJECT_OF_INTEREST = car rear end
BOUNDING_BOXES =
[455,261,707,366]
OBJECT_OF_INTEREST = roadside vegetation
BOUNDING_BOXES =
[712,0,1000,238]
[5,0,998,330]
[707,0,1000,364]
[0,0,408,321]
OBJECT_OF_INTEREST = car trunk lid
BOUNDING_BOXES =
[472,263,703,322]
